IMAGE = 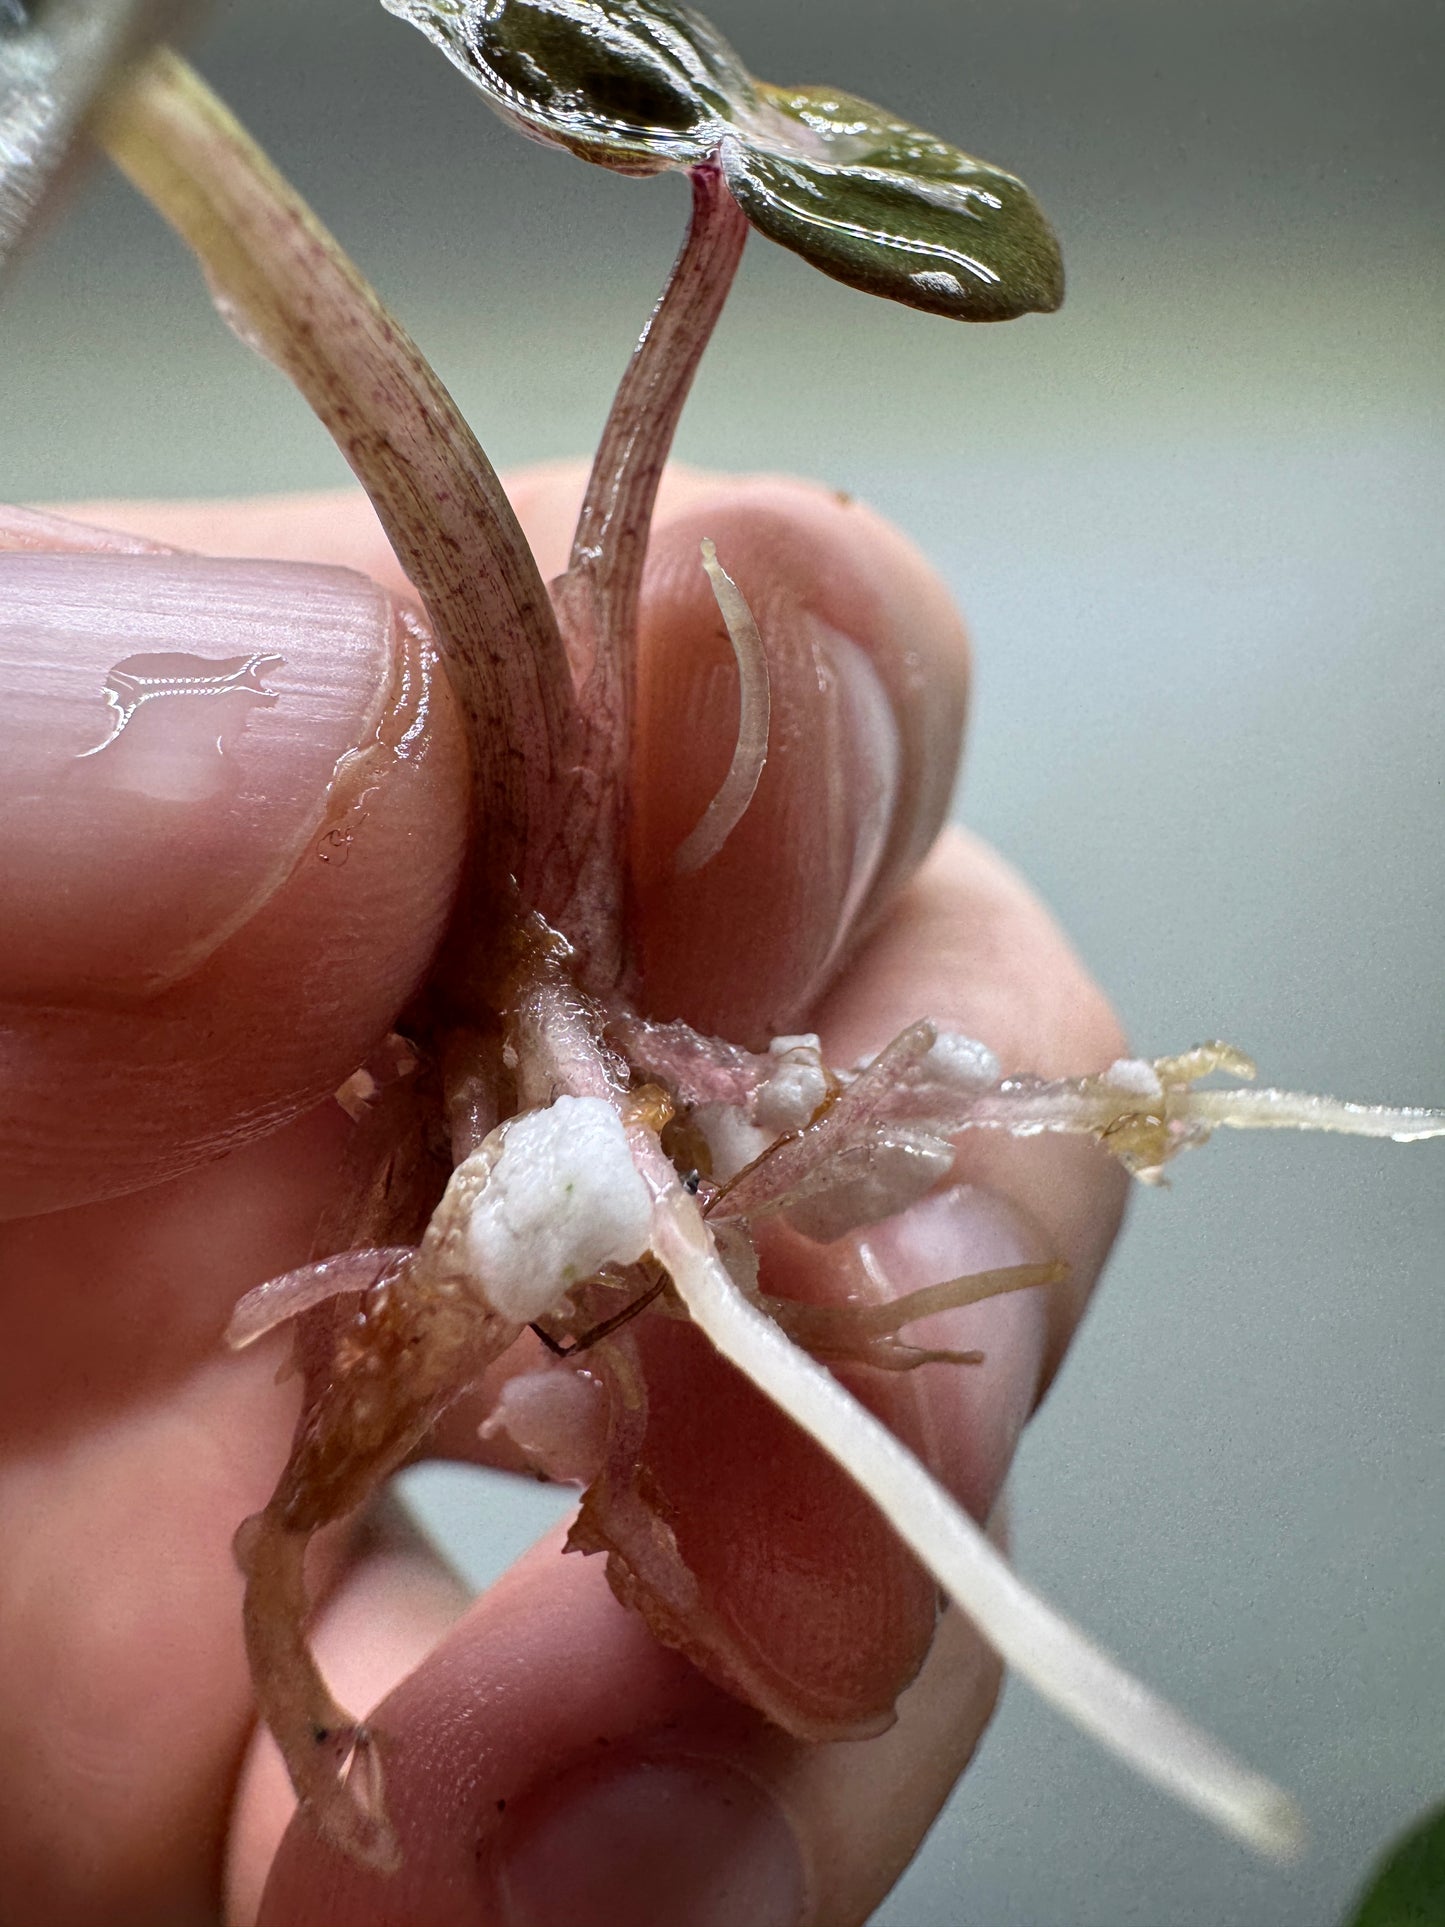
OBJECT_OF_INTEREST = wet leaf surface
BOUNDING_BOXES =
[383,0,1063,318]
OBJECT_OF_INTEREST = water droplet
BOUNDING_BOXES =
[77,650,283,802]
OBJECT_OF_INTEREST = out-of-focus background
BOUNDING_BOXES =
[7,2,1442,1920]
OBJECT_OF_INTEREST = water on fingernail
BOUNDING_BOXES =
[307,609,432,865]
[0,554,405,1003]
[75,650,284,802]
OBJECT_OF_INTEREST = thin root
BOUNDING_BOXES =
[648,1175,1306,1863]
[760,1260,1066,1367]
[233,1512,400,1872]
[673,539,772,874]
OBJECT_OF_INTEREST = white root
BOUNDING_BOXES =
[953,1068,1445,1182]
[957,1083,1445,1146]
[673,539,772,874]
[642,1167,1306,1862]
[1178,1088,1445,1141]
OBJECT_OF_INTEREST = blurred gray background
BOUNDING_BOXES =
[7,1,1442,1921]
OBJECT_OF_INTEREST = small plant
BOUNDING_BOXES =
[92,0,1444,1879]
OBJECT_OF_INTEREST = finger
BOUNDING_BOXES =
[0,1108,363,1924]
[0,523,469,1217]
[629,474,970,1040]
[248,834,1126,1925]
[247,1534,1000,1927]
[251,1520,861,1927]
[54,475,972,1042]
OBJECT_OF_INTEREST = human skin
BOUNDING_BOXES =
[0,464,1126,1926]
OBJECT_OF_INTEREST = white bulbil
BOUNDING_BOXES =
[925,1030,1001,1090]
[753,1033,830,1134]
[769,1032,822,1057]
[478,1365,608,1485]
[1101,1057,1165,1100]
[461,1095,653,1324]
[693,1100,773,1182]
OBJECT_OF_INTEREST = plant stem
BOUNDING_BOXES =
[96,49,577,901]
[570,166,748,600]
[546,165,748,987]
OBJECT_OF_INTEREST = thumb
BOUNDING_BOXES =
[0,523,469,1218]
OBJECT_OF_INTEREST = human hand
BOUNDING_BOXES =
[0,467,1125,1926]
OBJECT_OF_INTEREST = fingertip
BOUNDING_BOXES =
[628,475,970,1040]
[244,1509,1004,1927]
[250,1525,717,1926]
[0,549,470,1215]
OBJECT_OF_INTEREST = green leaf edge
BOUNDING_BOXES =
[1342,1801,1445,1927]
[382,0,1064,322]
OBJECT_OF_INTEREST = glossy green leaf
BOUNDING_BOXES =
[380,0,745,171]
[723,84,1062,321]
[383,0,1063,319]
[1343,1803,1445,1927]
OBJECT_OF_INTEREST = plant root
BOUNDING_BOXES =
[757,1260,1067,1370]
[232,1512,400,1873]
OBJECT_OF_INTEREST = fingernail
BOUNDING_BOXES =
[488,1750,808,1927]
[632,599,903,1036]
[0,553,402,1003]
[857,1183,1056,1520]
[810,618,902,979]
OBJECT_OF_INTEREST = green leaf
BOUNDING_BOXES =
[383,0,1063,320]
[380,0,745,172]
[723,84,1062,321]
[1343,1802,1445,1927]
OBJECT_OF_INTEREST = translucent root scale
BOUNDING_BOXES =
[672,538,772,875]
[644,1174,1306,1860]
[225,1247,413,1350]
